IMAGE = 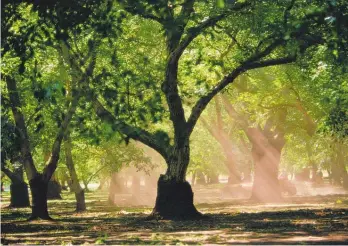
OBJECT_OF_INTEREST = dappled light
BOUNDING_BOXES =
[2,0,348,244]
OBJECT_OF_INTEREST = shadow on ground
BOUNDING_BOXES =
[1,191,348,244]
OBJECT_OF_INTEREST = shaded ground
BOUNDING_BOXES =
[1,189,348,245]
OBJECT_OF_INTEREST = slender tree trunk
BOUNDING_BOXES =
[151,143,201,219]
[108,173,125,204]
[195,170,206,185]
[336,141,348,190]
[29,175,50,220]
[191,171,196,186]
[64,134,86,211]
[83,179,90,192]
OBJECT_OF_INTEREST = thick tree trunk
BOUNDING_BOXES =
[83,180,90,192]
[151,145,202,219]
[64,133,86,211]
[151,175,201,219]
[44,152,61,200]
[47,180,62,200]
[226,159,241,184]
[248,127,284,203]
[74,190,86,211]
[2,166,30,208]
[250,150,282,202]
[29,175,51,220]
[10,182,30,208]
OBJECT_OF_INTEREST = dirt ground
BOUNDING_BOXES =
[1,186,348,245]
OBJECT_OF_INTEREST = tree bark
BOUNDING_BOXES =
[1,164,30,208]
[47,174,62,200]
[64,133,86,211]
[248,127,285,203]
[10,182,30,208]
[151,175,201,220]
[151,144,202,219]
[29,175,51,220]
[250,146,282,202]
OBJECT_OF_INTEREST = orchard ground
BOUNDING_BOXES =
[1,184,348,245]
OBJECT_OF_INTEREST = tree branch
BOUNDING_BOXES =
[5,76,38,180]
[187,54,296,135]
[42,89,81,182]
[171,2,250,63]
[123,4,163,24]
[41,41,97,182]
[92,98,170,160]
[1,161,20,183]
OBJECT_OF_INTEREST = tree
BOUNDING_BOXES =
[1,1,102,219]
[200,97,242,184]
[1,114,30,208]
[64,131,86,211]
[87,0,343,218]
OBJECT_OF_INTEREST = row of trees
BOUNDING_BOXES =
[2,0,348,219]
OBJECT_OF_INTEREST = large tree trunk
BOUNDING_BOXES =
[10,167,30,208]
[29,175,50,220]
[151,145,202,219]
[64,133,86,211]
[10,182,30,208]
[47,174,62,200]
[225,158,241,184]
[250,147,282,202]
[2,165,30,208]
[152,175,201,219]
[248,127,285,203]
